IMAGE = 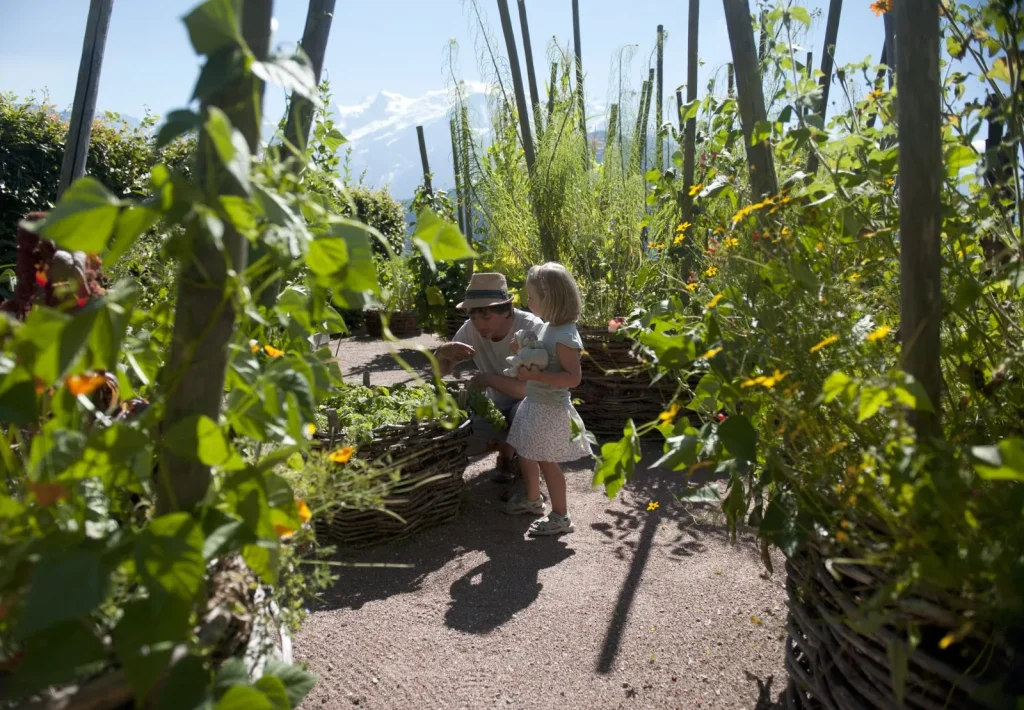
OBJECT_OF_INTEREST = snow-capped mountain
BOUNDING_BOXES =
[335,82,492,200]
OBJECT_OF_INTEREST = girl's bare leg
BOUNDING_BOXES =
[538,461,568,515]
[520,457,543,501]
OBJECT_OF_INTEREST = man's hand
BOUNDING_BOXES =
[437,342,476,363]
[469,373,493,392]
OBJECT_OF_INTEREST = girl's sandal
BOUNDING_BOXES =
[528,513,575,536]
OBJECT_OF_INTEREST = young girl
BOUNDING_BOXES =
[504,262,592,536]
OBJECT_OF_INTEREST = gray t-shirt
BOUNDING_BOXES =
[524,322,584,405]
[453,309,544,410]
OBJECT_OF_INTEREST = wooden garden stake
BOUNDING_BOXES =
[282,0,335,154]
[460,105,474,245]
[866,42,888,129]
[728,62,735,95]
[806,0,843,175]
[547,61,559,122]
[417,125,432,195]
[451,118,465,234]
[682,0,700,219]
[883,10,896,88]
[722,0,778,198]
[159,0,273,514]
[895,0,942,437]
[517,0,544,136]
[656,25,665,174]
[573,0,588,161]
[496,0,537,174]
[58,0,114,198]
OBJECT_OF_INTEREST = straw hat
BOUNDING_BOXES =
[456,273,514,311]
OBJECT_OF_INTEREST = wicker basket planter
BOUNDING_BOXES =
[445,312,465,341]
[364,310,422,339]
[312,418,472,547]
[575,325,683,439]
[782,543,1019,709]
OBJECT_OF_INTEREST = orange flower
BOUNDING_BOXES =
[658,403,681,424]
[66,373,106,397]
[274,524,295,539]
[297,499,312,523]
[27,481,70,506]
[264,345,284,358]
[34,269,48,288]
[330,446,355,464]
[870,0,890,15]
[34,378,47,395]
[249,340,260,354]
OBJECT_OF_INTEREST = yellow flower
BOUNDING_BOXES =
[708,293,724,308]
[742,375,767,388]
[264,344,284,358]
[674,233,687,245]
[713,226,726,235]
[330,446,355,464]
[704,266,718,278]
[686,282,699,292]
[724,237,739,248]
[867,89,885,101]
[249,339,260,354]
[742,370,788,388]
[866,325,891,342]
[274,524,296,539]
[659,403,681,423]
[836,530,849,543]
[650,242,665,250]
[647,501,660,511]
[731,197,774,224]
[701,346,723,359]
[689,183,704,196]
[849,273,861,282]
[305,423,316,436]
[297,499,312,523]
[676,221,692,233]
[810,334,840,353]
[815,242,824,252]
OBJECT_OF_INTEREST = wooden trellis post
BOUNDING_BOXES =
[283,0,336,154]
[722,0,778,198]
[496,0,537,173]
[517,0,544,136]
[656,25,665,174]
[573,0,588,161]
[806,0,843,175]
[417,125,432,195]
[681,0,700,220]
[58,0,115,198]
[895,0,942,437]
[450,118,465,234]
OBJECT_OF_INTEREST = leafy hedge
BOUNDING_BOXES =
[0,94,194,295]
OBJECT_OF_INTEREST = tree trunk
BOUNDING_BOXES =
[517,0,544,137]
[572,0,588,161]
[547,61,558,122]
[895,0,942,438]
[58,0,114,198]
[282,0,335,154]
[656,24,665,174]
[682,0,700,219]
[723,0,778,198]
[451,118,465,234]
[158,1,272,514]
[806,0,843,175]
[496,0,537,174]
[417,124,432,195]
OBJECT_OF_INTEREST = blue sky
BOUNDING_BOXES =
[1,0,890,128]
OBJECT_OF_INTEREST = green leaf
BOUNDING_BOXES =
[891,375,933,412]
[34,177,121,253]
[11,620,107,697]
[214,658,250,700]
[822,371,854,403]
[114,595,191,700]
[411,208,478,271]
[645,168,662,182]
[183,0,242,55]
[251,53,318,102]
[19,548,110,639]
[723,473,747,537]
[653,434,699,471]
[760,494,801,556]
[751,120,772,146]
[158,654,213,710]
[62,424,149,484]
[263,660,318,709]
[953,277,984,311]
[135,512,205,601]
[203,512,253,560]
[108,204,160,264]
[0,367,39,425]
[680,98,700,123]
[309,221,379,298]
[986,57,1011,84]
[971,439,1024,481]
[857,386,890,422]
[164,415,245,470]
[253,676,290,710]
[675,483,719,503]
[944,145,977,175]
[192,48,248,102]
[636,329,696,369]
[788,6,811,26]
[718,415,757,462]
[205,106,251,194]
[216,686,274,710]
[157,109,203,148]
[243,542,280,584]
[592,422,642,498]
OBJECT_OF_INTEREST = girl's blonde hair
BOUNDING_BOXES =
[526,262,582,326]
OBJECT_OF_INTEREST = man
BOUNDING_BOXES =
[435,273,543,482]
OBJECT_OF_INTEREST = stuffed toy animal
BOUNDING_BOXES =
[504,329,548,377]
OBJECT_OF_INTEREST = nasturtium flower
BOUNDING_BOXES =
[67,373,106,396]
[330,446,355,464]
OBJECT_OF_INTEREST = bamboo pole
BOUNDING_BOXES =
[639,68,655,173]
[496,0,537,173]
[682,0,700,219]
[158,1,272,514]
[451,118,465,234]
[656,25,665,174]
[58,0,115,198]
[633,79,651,170]
[417,125,432,195]
[676,89,685,134]
[806,0,843,175]
[607,104,619,152]
[547,61,558,121]
[516,0,544,136]
[459,106,474,245]
[895,0,942,437]
[728,63,735,95]
[722,0,778,198]
[572,0,588,160]
[282,0,335,154]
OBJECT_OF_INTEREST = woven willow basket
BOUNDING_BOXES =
[444,312,465,341]
[782,543,1019,709]
[312,417,472,547]
[364,310,422,339]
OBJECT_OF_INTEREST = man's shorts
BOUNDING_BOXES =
[466,399,522,457]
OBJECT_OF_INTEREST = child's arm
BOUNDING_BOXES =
[518,343,582,388]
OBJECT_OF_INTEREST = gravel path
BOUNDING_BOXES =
[296,334,788,709]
